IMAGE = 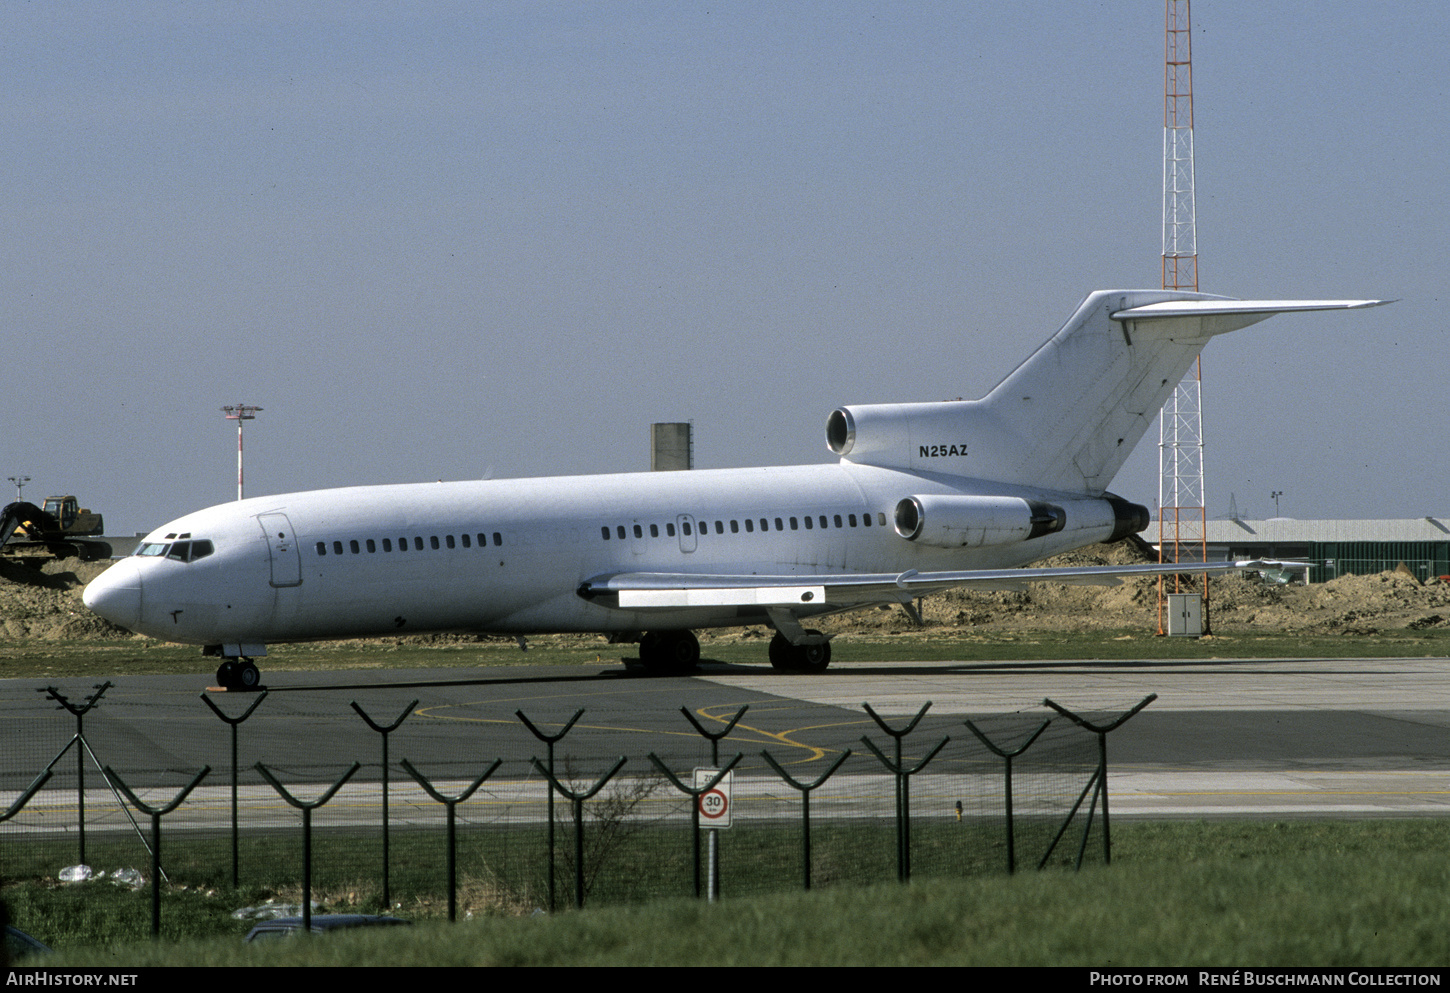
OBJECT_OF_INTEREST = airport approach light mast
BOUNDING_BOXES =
[221,405,263,502]
[1156,0,1211,635]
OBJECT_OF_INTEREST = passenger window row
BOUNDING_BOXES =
[600,511,886,541]
[315,531,504,557]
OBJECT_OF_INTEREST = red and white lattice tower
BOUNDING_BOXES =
[1156,0,1209,634]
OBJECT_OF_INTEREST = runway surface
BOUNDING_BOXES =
[3,654,1448,822]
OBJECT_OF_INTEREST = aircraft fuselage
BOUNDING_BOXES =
[81,289,1386,683]
[84,461,1125,648]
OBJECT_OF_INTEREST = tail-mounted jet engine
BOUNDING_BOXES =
[892,493,1148,549]
[893,495,1065,549]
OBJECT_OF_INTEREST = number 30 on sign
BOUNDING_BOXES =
[694,768,734,829]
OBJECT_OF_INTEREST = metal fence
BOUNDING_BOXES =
[0,677,1148,930]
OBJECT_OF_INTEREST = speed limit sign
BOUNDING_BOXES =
[694,768,734,828]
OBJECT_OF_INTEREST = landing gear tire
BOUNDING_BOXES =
[215,658,262,690]
[639,630,700,675]
[768,633,793,671]
[768,631,831,673]
[216,660,238,688]
[237,661,261,690]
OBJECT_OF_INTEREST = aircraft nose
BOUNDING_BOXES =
[82,561,142,631]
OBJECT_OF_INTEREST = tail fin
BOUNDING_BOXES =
[828,290,1387,494]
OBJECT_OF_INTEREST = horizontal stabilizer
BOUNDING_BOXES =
[1112,299,1390,321]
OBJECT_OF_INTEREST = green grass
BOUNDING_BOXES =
[2,626,1447,681]
[18,820,1448,967]
[9,820,1449,966]
[1,818,1019,944]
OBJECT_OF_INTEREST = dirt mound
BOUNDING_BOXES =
[3,540,1447,644]
[840,539,1450,636]
[0,557,130,640]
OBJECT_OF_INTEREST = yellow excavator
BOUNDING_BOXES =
[1,495,112,562]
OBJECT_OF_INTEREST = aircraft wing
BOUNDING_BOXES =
[577,559,1305,610]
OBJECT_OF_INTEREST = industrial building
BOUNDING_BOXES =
[1194,518,1450,584]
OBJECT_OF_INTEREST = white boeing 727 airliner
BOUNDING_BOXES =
[83,289,1385,688]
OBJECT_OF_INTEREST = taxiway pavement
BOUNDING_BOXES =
[3,655,1447,820]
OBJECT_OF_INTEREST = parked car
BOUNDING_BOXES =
[243,914,410,942]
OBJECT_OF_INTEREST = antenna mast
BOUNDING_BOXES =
[1157,0,1210,634]
[221,404,263,502]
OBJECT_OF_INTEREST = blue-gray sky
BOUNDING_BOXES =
[3,1,1443,536]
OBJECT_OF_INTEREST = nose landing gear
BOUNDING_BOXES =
[214,658,262,691]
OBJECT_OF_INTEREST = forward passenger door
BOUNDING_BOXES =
[257,512,302,587]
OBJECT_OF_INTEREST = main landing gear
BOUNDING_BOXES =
[768,630,832,673]
[214,658,262,691]
[765,607,833,673]
[637,630,701,675]
[634,625,833,676]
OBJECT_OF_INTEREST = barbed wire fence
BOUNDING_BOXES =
[0,679,1145,927]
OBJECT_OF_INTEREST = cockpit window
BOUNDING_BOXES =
[136,539,213,562]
